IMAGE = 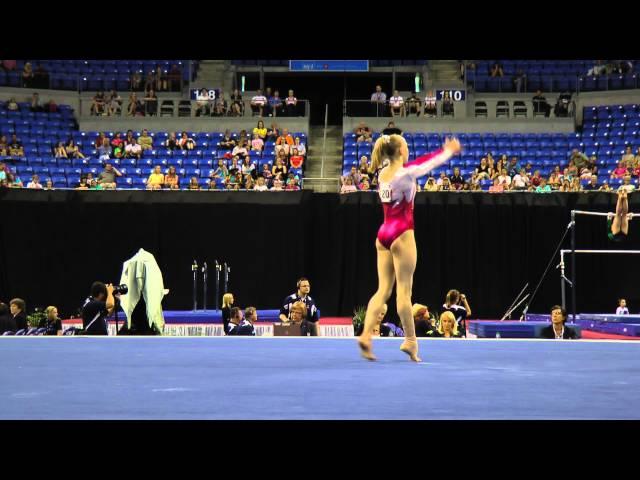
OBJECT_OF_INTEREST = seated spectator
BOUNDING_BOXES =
[238,307,257,336]
[271,157,287,177]
[241,156,255,178]
[569,149,589,171]
[144,89,158,116]
[232,140,249,159]
[532,90,551,117]
[354,121,372,140]
[558,179,572,192]
[423,90,437,117]
[294,137,306,157]
[0,302,17,335]
[125,130,135,145]
[359,178,370,191]
[65,139,85,159]
[22,62,34,88]
[540,305,578,339]
[27,174,43,189]
[46,98,58,113]
[250,133,264,153]
[285,90,298,116]
[76,178,89,190]
[254,176,269,191]
[44,179,54,190]
[382,121,402,136]
[440,176,452,191]
[219,130,236,150]
[619,174,635,193]
[270,174,285,191]
[91,91,106,116]
[130,71,142,90]
[8,134,24,157]
[370,85,387,116]
[611,161,629,180]
[45,306,62,336]
[230,89,243,116]
[289,148,304,169]
[241,175,254,190]
[0,136,8,155]
[253,121,267,141]
[621,146,635,168]
[582,174,599,191]
[6,97,18,111]
[424,176,438,191]
[30,92,43,113]
[226,166,242,189]
[389,90,405,117]
[144,70,156,93]
[1,59,16,72]
[251,89,267,116]
[0,162,7,182]
[195,88,211,117]
[342,166,362,187]
[513,68,527,93]
[107,90,122,116]
[275,129,294,156]
[564,159,578,180]
[285,178,300,191]
[554,91,572,118]
[441,91,454,116]
[178,131,196,150]
[266,123,280,142]
[507,157,521,177]
[356,130,373,143]
[358,155,370,177]
[490,61,504,77]
[497,168,511,187]
[535,178,552,193]
[127,93,144,116]
[96,138,111,161]
[225,307,245,335]
[54,141,68,158]
[9,298,28,331]
[125,139,142,159]
[488,177,504,193]
[511,168,530,191]
[7,170,23,188]
[86,172,95,185]
[146,165,165,190]
[188,177,200,190]
[211,159,229,180]
[413,304,439,337]
[406,91,421,117]
[228,156,242,173]
[269,90,284,117]
[616,298,629,315]
[475,157,493,181]
[450,167,465,190]
[340,177,358,194]
[438,311,462,338]
[137,129,153,151]
[530,170,543,188]
[97,163,122,190]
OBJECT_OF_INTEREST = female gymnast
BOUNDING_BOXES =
[608,189,633,241]
[358,134,462,361]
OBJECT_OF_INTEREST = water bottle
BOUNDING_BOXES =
[495,332,501,339]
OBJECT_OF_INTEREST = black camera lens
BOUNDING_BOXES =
[113,284,128,295]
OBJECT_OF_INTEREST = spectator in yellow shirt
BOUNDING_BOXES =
[146,165,165,190]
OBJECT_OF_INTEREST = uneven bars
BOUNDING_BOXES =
[571,210,636,218]
[561,249,640,254]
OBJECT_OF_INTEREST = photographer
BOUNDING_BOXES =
[81,282,116,335]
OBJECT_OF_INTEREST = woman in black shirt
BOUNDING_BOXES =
[219,130,236,150]
[221,293,235,335]
[45,306,62,335]
[230,89,243,116]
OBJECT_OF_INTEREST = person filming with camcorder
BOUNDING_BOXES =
[81,281,128,335]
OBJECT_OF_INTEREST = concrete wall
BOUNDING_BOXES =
[0,87,81,114]
[343,117,575,135]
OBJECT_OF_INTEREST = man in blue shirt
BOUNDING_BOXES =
[268,90,284,117]
[279,278,320,336]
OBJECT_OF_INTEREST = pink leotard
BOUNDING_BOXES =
[376,148,453,249]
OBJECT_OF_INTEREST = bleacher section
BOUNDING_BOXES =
[468,60,640,92]
[344,103,640,190]
[0,100,307,189]
[0,60,197,91]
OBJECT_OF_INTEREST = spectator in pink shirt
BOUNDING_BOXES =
[611,161,629,180]
[251,133,264,152]
[488,178,504,193]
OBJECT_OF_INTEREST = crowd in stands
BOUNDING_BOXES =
[0,103,307,190]
[369,86,453,118]
[341,121,640,194]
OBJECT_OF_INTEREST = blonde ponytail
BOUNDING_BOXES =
[369,134,403,174]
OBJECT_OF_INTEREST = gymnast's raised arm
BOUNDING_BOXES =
[403,138,462,179]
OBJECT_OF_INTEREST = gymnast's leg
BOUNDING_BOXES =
[390,230,421,362]
[612,189,628,235]
[358,240,395,360]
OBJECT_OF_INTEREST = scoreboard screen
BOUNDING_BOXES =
[190,88,220,100]
[436,89,466,101]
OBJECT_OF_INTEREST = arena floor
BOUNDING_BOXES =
[1,337,639,420]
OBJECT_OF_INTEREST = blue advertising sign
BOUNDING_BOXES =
[289,60,369,72]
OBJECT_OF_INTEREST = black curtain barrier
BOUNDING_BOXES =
[1,189,638,321]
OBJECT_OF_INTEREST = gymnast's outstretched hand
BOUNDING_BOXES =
[443,137,462,155]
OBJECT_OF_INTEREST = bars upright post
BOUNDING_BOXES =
[571,211,577,322]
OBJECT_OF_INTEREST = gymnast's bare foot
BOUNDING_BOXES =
[400,338,422,362]
[358,335,376,361]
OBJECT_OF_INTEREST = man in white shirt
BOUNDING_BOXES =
[619,174,636,193]
[370,85,387,116]
[511,168,529,191]
[251,89,267,117]
[27,174,43,189]
[389,90,405,117]
[423,90,437,118]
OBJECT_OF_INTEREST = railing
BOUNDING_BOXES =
[344,99,453,118]
[467,73,640,94]
[78,98,310,118]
